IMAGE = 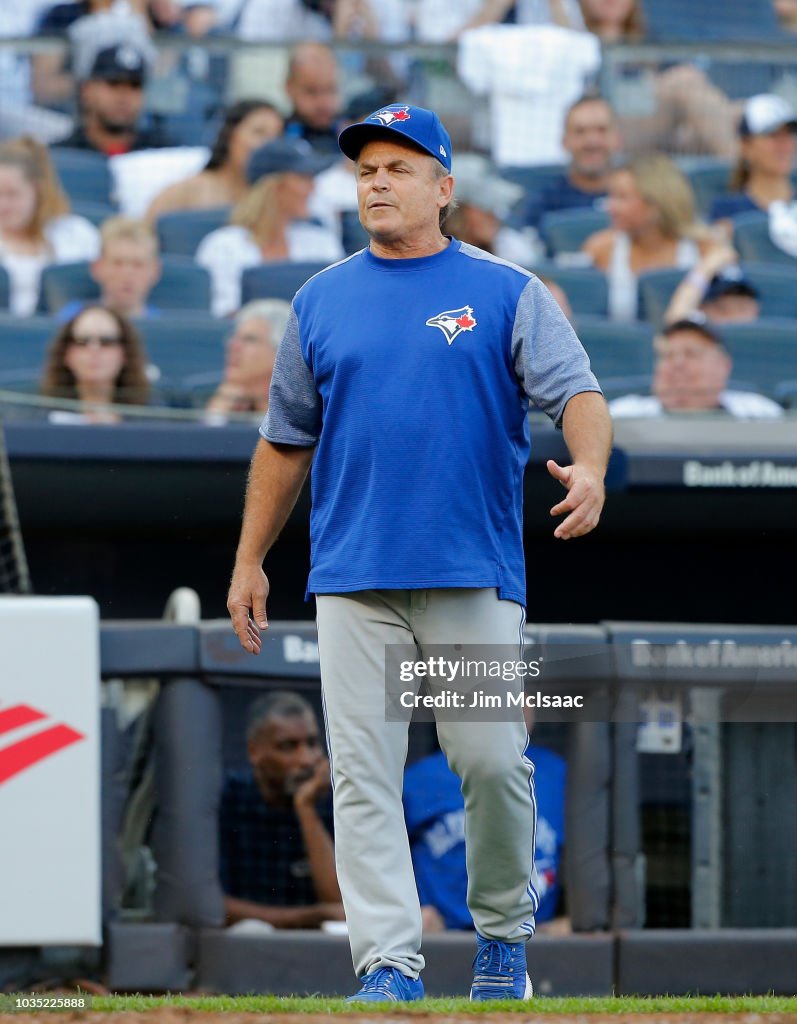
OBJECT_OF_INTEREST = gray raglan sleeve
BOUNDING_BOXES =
[512,275,603,428]
[259,306,322,446]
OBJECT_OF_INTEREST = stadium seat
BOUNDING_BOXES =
[155,207,231,257]
[341,210,368,255]
[50,147,114,207]
[532,263,609,318]
[575,315,655,399]
[641,0,781,41]
[0,316,57,392]
[241,262,330,305]
[721,320,797,398]
[135,317,228,400]
[0,267,9,311]
[540,208,610,257]
[733,213,797,266]
[71,200,117,228]
[636,268,685,324]
[38,259,212,315]
[499,164,567,196]
[677,158,732,219]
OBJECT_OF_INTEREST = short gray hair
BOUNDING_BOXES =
[246,690,316,743]
[236,299,292,351]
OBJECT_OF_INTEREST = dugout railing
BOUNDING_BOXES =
[90,618,797,996]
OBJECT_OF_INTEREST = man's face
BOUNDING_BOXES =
[83,78,144,132]
[356,139,452,245]
[248,712,322,802]
[653,329,731,411]
[286,58,340,131]
[92,238,160,314]
[225,317,277,390]
[563,100,619,179]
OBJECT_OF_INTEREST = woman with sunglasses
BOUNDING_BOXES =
[40,306,150,423]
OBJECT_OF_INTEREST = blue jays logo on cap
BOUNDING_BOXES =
[370,106,411,127]
[426,306,477,346]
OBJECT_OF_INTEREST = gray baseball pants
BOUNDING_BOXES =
[315,587,539,980]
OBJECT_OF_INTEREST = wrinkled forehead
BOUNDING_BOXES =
[356,134,437,169]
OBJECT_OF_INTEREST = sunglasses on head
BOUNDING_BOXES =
[69,334,122,348]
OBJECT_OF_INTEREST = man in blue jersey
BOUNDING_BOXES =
[227,104,612,1003]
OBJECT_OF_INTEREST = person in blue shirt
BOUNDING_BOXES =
[58,217,162,322]
[710,94,797,228]
[226,103,612,1003]
[525,96,620,231]
[404,743,566,932]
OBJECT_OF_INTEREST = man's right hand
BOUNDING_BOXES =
[227,563,270,654]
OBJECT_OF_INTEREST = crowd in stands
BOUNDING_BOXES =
[0,0,796,425]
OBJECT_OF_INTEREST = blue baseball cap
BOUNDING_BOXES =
[338,104,452,171]
[246,137,335,185]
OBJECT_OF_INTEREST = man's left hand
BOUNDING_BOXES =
[293,758,332,809]
[547,460,605,539]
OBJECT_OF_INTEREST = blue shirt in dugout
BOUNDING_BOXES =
[262,238,601,607]
[403,747,566,927]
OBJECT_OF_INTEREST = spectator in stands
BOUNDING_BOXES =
[145,100,284,223]
[527,95,620,228]
[40,305,150,422]
[218,691,344,929]
[414,0,585,42]
[280,43,344,160]
[664,246,761,325]
[774,0,797,31]
[710,94,797,228]
[582,154,722,321]
[609,317,782,419]
[578,0,644,40]
[237,0,408,44]
[205,299,290,417]
[446,154,543,266]
[0,137,99,316]
[58,217,163,322]
[196,137,343,317]
[59,43,174,156]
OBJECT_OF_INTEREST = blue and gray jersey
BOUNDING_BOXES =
[261,238,601,606]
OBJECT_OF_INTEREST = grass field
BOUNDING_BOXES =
[81,995,797,1013]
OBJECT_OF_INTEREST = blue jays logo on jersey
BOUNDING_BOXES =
[370,106,411,127]
[425,306,477,345]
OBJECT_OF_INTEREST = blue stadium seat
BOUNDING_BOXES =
[641,0,781,41]
[677,158,732,219]
[0,266,9,311]
[0,316,56,392]
[50,147,113,207]
[575,315,655,399]
[135,316,228,399]
[38,259,211,315]
[733,213,797,266]
[341,210,368,255]
[156,207,231,257]
[540,208,610,257]
[636,268,685,324]
[241,262,330,305]
[532,263,609,318]
[721,320,797,398]
[499,164,567,196]
[71,200,116,228]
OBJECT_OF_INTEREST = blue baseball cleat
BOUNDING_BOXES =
[346,966,425,1003]
[470,933,533,1001]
